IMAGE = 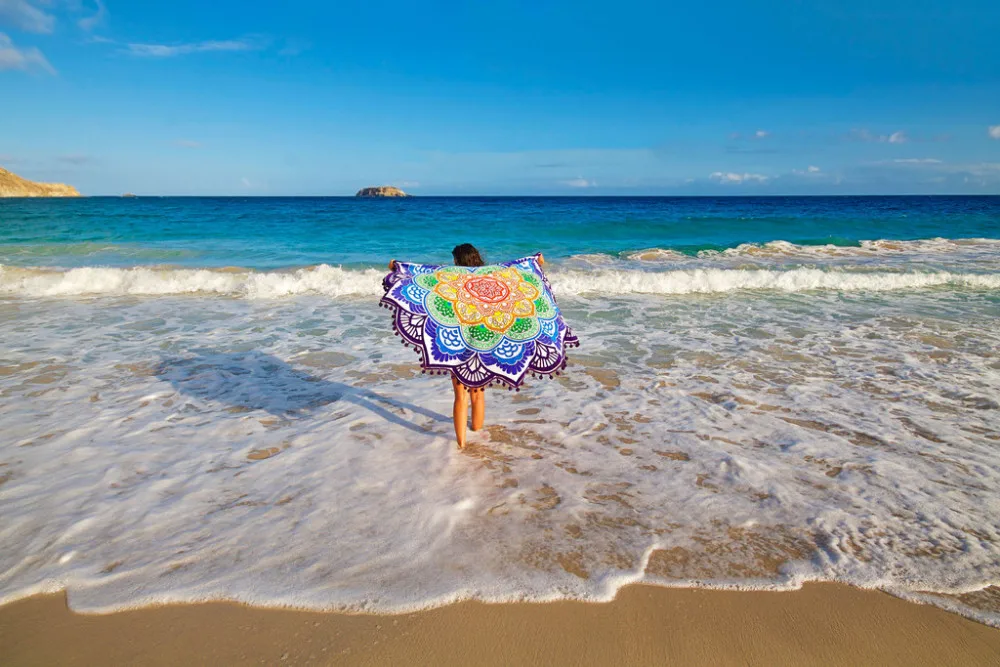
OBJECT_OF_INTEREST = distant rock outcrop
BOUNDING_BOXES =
[355,185,409,198]
[0,166,80,198]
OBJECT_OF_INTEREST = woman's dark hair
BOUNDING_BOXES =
[452,243,484,267]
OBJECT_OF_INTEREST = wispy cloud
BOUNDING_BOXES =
[562,177,596,188]
[124,38,264,58]
[0,0,54,34]
[77,0,106,32]
[709,171,769,184]
[173,139,202,148]
[57,154,91,165]
[848,128,909,144]
[277,38,309,57]
[855,159,1000,187]
[725,146,779,154]
[729,129,770,141]
[989,125,1000,140]
[0,32,54,74]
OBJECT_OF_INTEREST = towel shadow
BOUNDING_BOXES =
[154,349,448,435]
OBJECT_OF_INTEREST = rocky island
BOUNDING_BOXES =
[0,166,80,197]
[355,185,409,198]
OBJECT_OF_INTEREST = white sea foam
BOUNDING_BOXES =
[2,286,1000,621]
[2,263,998,299]
[0,264,385,298]
[621,248,688,261]
[697,237,1000,260]
[552,267,1000,294]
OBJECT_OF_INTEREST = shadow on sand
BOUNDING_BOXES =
[154,349,448,435]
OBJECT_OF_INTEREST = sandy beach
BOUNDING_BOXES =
[2,583,999,666]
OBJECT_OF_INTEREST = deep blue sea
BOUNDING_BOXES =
[2,195,1000,622]
[1,195,998,269]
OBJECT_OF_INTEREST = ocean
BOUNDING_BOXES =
[1,196,999,623]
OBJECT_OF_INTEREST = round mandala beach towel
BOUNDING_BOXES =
[380,254,579,388]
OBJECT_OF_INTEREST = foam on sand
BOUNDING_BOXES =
[2,284,1000,623]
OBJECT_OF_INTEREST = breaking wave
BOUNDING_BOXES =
[1,263,999,298]
[621,237,1000,262]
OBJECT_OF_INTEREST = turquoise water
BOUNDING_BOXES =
[1,196,998,269]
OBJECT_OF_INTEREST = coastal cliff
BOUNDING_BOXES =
[355,186,409,198]
[0,167,80,197]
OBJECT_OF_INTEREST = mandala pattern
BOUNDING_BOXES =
[381,254,579,388]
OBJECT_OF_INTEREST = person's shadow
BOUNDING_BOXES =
[154,349,448,435]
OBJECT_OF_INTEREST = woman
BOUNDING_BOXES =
[389,244,545,448]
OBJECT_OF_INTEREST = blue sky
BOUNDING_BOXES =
[1,0,998,195]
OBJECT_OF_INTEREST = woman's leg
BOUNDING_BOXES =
[452,377,469,448]
[470,388,485,431]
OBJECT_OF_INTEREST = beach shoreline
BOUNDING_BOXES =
[2,583,999,666]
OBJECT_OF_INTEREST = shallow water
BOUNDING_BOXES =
[1,196,999,623]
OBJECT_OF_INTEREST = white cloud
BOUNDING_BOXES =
[709,172,768,184]
[125,38,263,57]
[77,0,106,31]
[892,158,942,164]
[849,128,909,144]
[395,181,419,188]
[729,130,770,141]
[808,165,821,173]
[562,177,596,188]
[989,126,1000,140]
[173,139,202,148]
[0,32,54,74]
[0,0,54,34]
[240,177,251,188]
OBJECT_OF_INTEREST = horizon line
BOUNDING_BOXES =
[34,192,1000,199]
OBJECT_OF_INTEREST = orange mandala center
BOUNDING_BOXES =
[464,277,510,303]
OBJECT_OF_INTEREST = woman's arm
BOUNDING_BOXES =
[537,253,545,266]
[388,260,397,271]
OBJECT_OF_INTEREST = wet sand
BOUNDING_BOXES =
[2,583,1000,666]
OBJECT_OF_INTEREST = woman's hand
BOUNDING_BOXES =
[388,260,397,271]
